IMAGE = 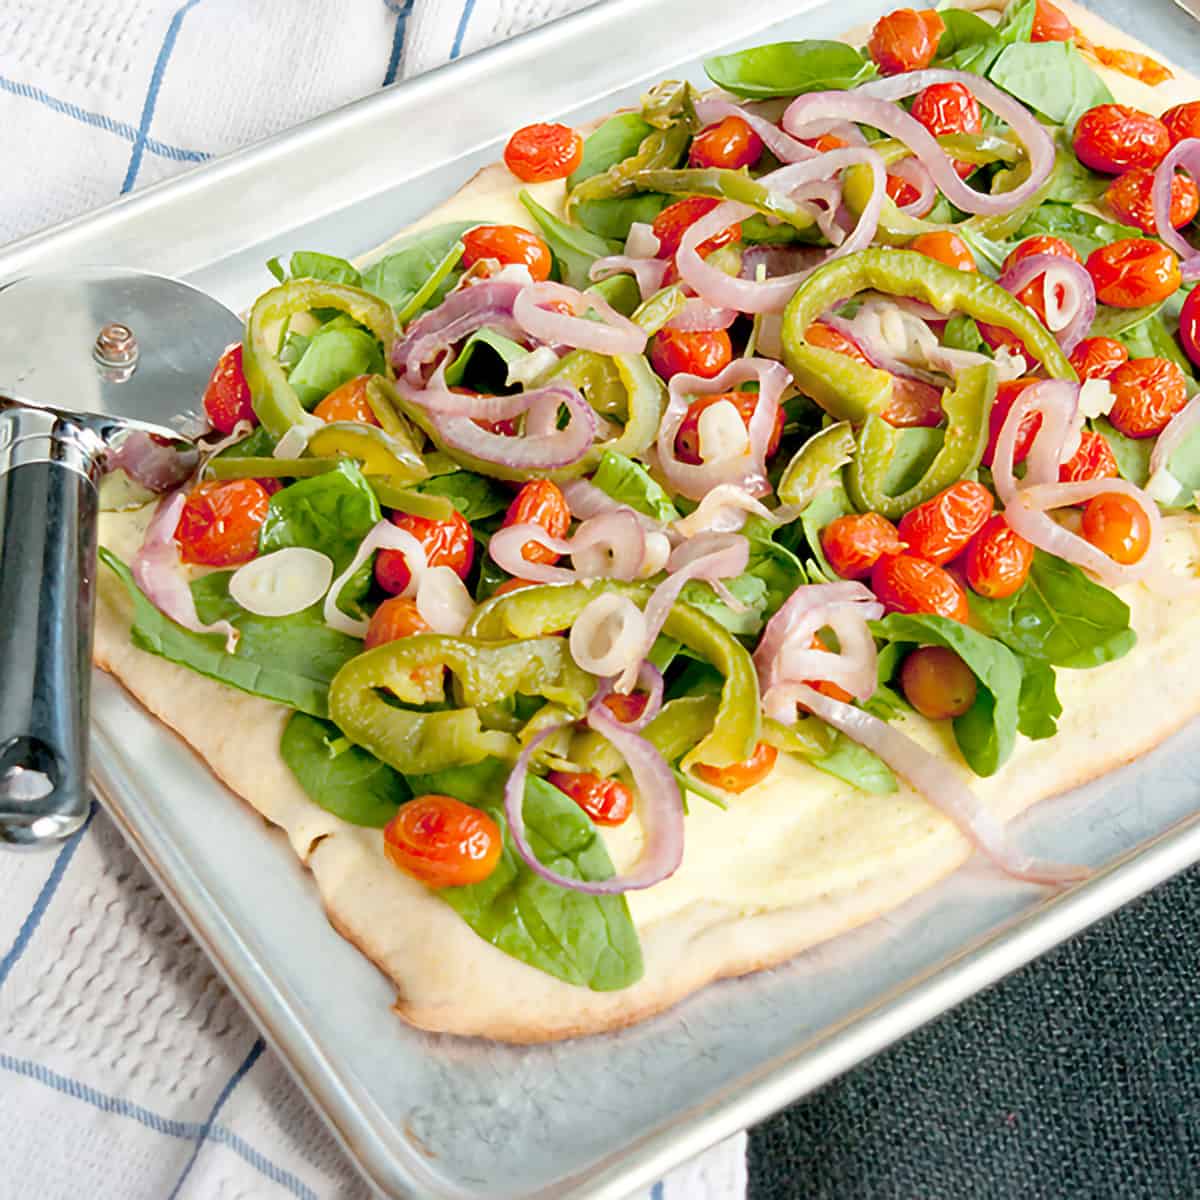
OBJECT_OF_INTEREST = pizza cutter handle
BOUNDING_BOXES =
[0,407,104,846]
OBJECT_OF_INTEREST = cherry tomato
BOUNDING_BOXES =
[1105,166,1200,233]
[202,343,256,435]
[384,795,502,888]
[364,596,430,650]
[1031,0,1073,41]
[312,375,379,425]
[985,377,1043,468]
[909,230,976,272]
[1086,238,1181,308]
[175,479,270,567]
[804,634,855,703]
[1162,100,1200,147]
[503,122,583,182]
[501,479,570,565]
[803,133,850,154]
[867,8,945,76]
[910,81,981,180]
[899,646,978,719]
[1178,286,1200,370]
[690,116,763,170]
[547,771,635,825]
[375,508,475,595]
[492,577,539,597]
[652,196,742,260]
[1106,356,1189,438]
[1057,429,1120,483]
[693,741,779,793]
[820,512,906,580]
[674,390,784,464]
[885,172,935,216]
[964,515,1034,599]
[805,320,870,364]
[650,327,733,382]
[1081,492,1151,565]
[1003,236,1083,271]
[461,224,553,281]
[872,553,970,621]
[978,238,1083,352]
[1068,336,1129,381]
[897,481,994,566]
[603,691,649,724]
[1072,104,1170,175]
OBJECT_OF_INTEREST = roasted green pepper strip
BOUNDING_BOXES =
[761,714,837,759]
[630,167,818,231]
[631,285,687,335]
[328,635,592,775]
[571,694,721,777]
[549,350,666,463]
[305,422,428,483]
[466,581,759,769]
[206,456,339,480]
[366,478,457,521]
[243,280,400,437]
[781,249,1074,425]
[777,422,857,509]
[845,362,997,519]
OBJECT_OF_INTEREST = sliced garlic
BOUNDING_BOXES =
[229,547,334,618]
[415,565,476,635]
[697,399,750,463]
[1079,378,1116,420]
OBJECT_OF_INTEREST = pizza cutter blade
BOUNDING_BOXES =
[0,267,243,847]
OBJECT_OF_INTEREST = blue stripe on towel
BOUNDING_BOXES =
[383,1,413,86]
[450,0,478,60]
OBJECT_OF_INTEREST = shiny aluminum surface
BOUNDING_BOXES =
[3,0,1197,1195]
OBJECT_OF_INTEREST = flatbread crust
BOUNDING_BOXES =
[93,5,1200,1042]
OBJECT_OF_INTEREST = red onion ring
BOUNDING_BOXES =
[134,492,238,651]
[590,664,664,732]
[783,71,1054,217]
[560,478,666,531]
[888,156,937,217]
[107,433,199,493]
[324,519,429,636]
[514,281,647,356]
[673,484,777,536]
[503,721,684,894]
[996,253,1095,355]
[694,97,818,164]
[1152,138,1200,282]
[665,297,739,332]
[488,511,649,584]
[1150,391,1200,479]
[589,254,669,301]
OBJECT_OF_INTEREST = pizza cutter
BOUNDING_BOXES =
[0,267,243,847]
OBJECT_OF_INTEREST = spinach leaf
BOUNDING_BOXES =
[361,222,477,316]
[99,549,359,718]
[995,0,1037,45]
[413,470,511,521]
[1090,302,1163,339]
[214,425,277,460]
[1093,416,1152,487]
[1044,136,1110,204]
[568,113,669,240]
[800,477,855,579]
[704,40,875,99]
[575,194,669,242]
[935,9,1002,74]
[287,323,384,409]
[943,314,988,355]
[742,515,807,618]
[442,327,528,388]
[681,574,770,635]
[813,734,897,794]
[1016,655,1061,740]
[1017,202,1142,260]
[267,251,363,287]
[519,190,618,289]
[587,272,642,316]
[410,760,643,990]
[590,449,681,522]
[1122,312,1197,380]
[969,550,1136,668]
[281,713,409,826]
[988,42,1112,131]
[872,612,1022,776]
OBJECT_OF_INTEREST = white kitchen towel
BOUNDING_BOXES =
[0,2,748,1198]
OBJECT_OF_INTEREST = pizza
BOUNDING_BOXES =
[93,0,1200,1041]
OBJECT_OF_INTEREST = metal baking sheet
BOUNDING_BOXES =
[7,0,1199,1195]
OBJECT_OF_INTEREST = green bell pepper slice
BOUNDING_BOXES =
[466,581,760,769]
[366,478,457,521]
[777,421,857,510]
[571,694,720,777]
[206,456,339,481]
[243,280,399,437]
[630,285,687,335]
[630,167,819,231]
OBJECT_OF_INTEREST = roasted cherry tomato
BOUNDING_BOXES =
[1106,356,1189,438]
[867,8,945,76]
[693,741,778,793]
[899,645,978,719]
[690,115,763,170]
[1060,429,1120,483]
[985,377,1043,468]
[909,230,976,272]
[202,343,256,435]
[1072,104,1170,175]
[175,478,270,567]
[461,224,553,281]
[603,691,650,724]
[910,81,981,180]
[313,374,380,425]
[803,133,850,154]
[885,172,934,216]
[821,512,906,580]
[674,390,784,464]
[1162,100,1200,146]
[979,237,1082,352]
[805,320,871,364]
[1068,336,1129,381]
[547,771,635,825]
[650,327,733,382]
[652,196,742,260]
[872,553,970,622]
[384,795,502,888]
[806,634,854,703]
[964,515,1034,599]
[1105,166,1199,233]
[376,508,475,595]
[501,479,570,565]
[1031,0,1073,41]
[1081,492,1152,565]
[1086,238,1181,308]
[1178,286,1200,370]
[503,122,583,182]
[364,595,431,650]
[897,480,994,566]
[1003,235,1083,271]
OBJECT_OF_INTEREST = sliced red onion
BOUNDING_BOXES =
[589,662,665,731]
[1152,138,1200,282]
[767,683,1087,887]
[673,484,777,536]
[990,379,1081,502]
[676,150,885,314]
[560,478,665,531]
[785,71,1054,216]
[996,253,1095,355]
[694,97,819,164]
[665,297,738,332]
[569,593,650,677]
[589,254,669,301]
[504,720,684,894]
[888,156,937,216]
[656,357,791,501]
[106,433,199,493]
[133,493,238,651]
[626,221,661,258]
[1150,391,1200,478]
[324,520,428,637]
[514,281,646,356]
[489,511,650,584]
